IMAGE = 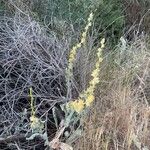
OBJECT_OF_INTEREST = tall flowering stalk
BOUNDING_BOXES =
[51,38,105,150]
[67,12,94,75]
[83,38,105,107]
[66,12,94,98]
[28,12,105,149]
[67,38,105,113]
[29,88,44,133]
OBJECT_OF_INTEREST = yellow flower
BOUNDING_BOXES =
[81,37,86,44]
[85,26,89,31]
[85,95,95,107]
[98,57,103,63]
[68,99,85,113]
[30,115,38,122]
[80,38,105,109]
[88,13,94,22]
[30,116,44,132]
[85,86,94,95]
[69,48,76,63]
[101,38,105,45]
[30,116,39,128]
[91,69,99,78]
[76,43,82,48]
[87,22,92,27]
[82,32,86,39]
[95,61,100,68]
[69,54,74,62]
[89,77,99,86]
[66,12,94,83]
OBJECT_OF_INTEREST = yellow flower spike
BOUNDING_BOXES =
[85,95,95,107]
[29,87,35,116]
[66,12,94,85]
[71,46,76,51]
[65,12,107,115]
[81,38,105,110]
[69,55,75,63]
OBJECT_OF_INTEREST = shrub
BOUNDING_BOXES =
[0,10,70,148]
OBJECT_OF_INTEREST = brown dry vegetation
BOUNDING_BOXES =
[74,35,150,150]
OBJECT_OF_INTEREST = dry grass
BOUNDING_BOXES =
[74,35,150,150]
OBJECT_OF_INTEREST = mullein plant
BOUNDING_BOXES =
[28,12,105,149]
[50,12,105,149]
[27,88,48,144]
[49,38,105,149]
